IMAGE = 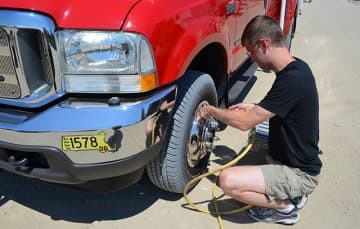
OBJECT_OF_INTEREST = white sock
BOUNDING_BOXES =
[276,204,295,214]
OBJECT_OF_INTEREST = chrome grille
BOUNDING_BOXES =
[0,83,20,98]
[0,29,8,46]
[0,10,60,108]
[0,56,14,74]
[38,33,54,84]
[0,28,20,98]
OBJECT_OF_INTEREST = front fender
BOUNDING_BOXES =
[123,0,230,86]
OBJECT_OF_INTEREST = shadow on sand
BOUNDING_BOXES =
[0,130,268,225]
[0,171,181,223]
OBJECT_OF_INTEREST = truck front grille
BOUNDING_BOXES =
[0,10,59,108]
[0,29,20,98]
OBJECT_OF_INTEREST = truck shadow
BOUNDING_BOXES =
[0,171,181,223]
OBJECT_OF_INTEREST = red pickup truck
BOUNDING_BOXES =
[0,0,298,193]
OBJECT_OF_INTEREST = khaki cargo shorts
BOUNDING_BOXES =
[259,156,320,201]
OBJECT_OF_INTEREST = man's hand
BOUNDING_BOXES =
[199,103,254,120]
[199,104,214,120]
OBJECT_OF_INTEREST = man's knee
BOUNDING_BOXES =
[219,166,266,195]
[219,168,238,194]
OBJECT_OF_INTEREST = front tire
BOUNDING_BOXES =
[146,71,217,193]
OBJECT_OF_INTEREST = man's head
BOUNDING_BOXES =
[241,15,285,47]
[241,15,289,71]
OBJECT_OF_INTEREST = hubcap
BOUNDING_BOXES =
[187,101,219,168]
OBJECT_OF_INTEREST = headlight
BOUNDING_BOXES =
[57,30,157,93]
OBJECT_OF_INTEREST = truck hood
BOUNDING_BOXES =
[0,0,140,29]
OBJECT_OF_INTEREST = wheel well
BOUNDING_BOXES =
[188,43,228,106]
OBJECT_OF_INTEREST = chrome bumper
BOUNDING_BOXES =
[0,86,175,183]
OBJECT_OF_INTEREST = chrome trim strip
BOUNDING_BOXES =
[0,120,150,164]
[0,86,175,131]
[0,86,176,164]
[0,10,55,31]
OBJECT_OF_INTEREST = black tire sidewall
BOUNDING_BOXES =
[163,71,217,192]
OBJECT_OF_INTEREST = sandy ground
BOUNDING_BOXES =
[1,0,360,228]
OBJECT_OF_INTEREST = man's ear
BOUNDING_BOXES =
[258,38,270,51]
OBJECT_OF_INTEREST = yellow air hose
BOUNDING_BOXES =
[183,127,257,229]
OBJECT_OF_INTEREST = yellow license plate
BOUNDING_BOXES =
[62,132,114,153]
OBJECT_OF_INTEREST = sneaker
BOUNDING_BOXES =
[248,206,300,225]
[291,194,308,209]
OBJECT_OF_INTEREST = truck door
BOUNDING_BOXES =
[228,0,248,73]
[247,0,265,22]
[230,0,265,72]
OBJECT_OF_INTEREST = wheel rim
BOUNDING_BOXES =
[187,101,217,168]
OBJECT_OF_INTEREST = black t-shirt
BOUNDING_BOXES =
[259,58,322,176]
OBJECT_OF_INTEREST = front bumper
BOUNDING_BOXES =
[0,86,175,184]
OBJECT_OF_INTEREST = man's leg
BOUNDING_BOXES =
[218,165,292,209]
[219,165,300,224]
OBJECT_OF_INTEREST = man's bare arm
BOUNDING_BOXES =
[199,104,275,131]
